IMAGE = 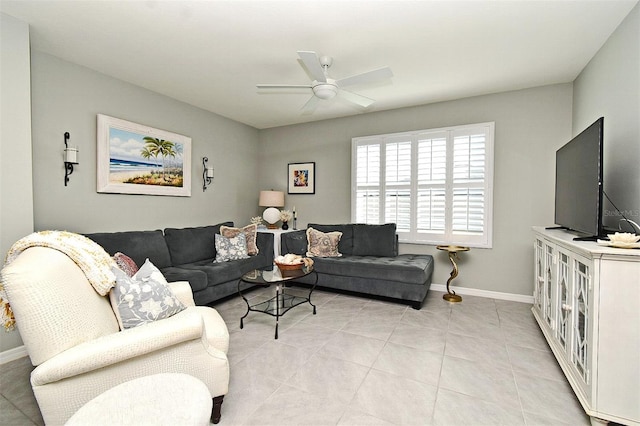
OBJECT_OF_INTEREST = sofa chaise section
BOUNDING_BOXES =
[280,224,433,309]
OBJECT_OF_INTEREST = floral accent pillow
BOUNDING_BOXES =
[113,252,139,277]
[220,224,259,255]
[306,227,343,258]
[109,259,186,330]
[215,233,249,262]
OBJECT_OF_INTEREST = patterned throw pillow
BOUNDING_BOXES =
[220,224,259,255]
[109,259,186,330]
[306,227,343,258]
[113,252,139,277]
[215,233,249,262]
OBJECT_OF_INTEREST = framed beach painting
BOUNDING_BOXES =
[288,162,315,194]
[97,114,191,196]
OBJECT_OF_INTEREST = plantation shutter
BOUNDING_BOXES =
[417,132,447,236]
[385,138,412,232]
[354,142,381,224]
[452,130,487,236]
[352,122,493,248]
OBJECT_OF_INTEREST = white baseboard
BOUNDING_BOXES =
[0,345,28,365]
[430,283,534,304]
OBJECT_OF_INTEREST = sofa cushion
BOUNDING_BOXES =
[220,224,259,255]
[161,267,208,293]
[307,224,354,255]
[312,254,433,285]
[214,233,249,262]
[179,255,269,287]
[164,222,233,266]
[86,230,172,269]
[306,228,342,258]
[352,223,397,257]
[110,260,186,329]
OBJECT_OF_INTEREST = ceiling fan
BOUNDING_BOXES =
[257,51,393,113]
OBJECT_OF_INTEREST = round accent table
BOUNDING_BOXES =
[436,245,470,303]
[65,373,212,425]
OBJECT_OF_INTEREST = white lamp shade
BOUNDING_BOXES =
[262,207,281,225]
[259,190,284,207]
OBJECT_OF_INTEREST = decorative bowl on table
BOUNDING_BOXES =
[275,261,303,271]
[275,254,306,276]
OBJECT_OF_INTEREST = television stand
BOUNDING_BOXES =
[532,226,640,425]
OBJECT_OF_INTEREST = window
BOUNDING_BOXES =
[352,122,494,248]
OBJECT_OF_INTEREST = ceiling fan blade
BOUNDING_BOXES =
[301,96,320,115]
[297,51,327,83]
[338,89,375,108]
[335,67,393,88]
[257,84,312,90]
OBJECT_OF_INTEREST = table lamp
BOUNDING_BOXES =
[259,190,285,229]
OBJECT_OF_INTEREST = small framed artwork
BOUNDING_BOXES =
[97,114,191,196]
[288,162,315,194]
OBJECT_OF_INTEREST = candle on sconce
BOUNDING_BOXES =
[64,147,78,164]
[206,166,214,178]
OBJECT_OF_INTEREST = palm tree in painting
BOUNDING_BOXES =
[143,137,177,180]
[140,146,154,164]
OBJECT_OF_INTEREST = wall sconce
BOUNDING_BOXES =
[63,132,78,186]
[202,157,214,191]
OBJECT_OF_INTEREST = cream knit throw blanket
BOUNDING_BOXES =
[0,231,116,331]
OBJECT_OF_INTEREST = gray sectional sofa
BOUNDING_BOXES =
[86,222,274,306]
[280,223,434,309]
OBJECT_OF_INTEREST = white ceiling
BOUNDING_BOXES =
[1,0,637,129]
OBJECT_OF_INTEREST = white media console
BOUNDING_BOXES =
[532,227,639,426]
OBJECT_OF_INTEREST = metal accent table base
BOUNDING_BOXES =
[238,266,317,339]
[436,245,470,303]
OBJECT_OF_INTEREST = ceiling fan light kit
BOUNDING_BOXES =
[312,81,338,100]
[257,51,392,113]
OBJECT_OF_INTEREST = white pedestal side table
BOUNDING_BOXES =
[258,228,296,258]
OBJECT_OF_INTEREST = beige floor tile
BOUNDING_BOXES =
[433,388,525,425]
[351,369,437,425]
[372,342,444,386]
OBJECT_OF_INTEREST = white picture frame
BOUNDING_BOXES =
[97,114,191,197]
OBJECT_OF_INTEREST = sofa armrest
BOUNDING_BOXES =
[31,309,204,386]
[280,230,307,256]
[256,232,275,265]
[167,281,196,307]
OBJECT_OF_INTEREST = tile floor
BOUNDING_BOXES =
[0,288,593,425]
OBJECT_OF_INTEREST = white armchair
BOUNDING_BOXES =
[1,246,230,425]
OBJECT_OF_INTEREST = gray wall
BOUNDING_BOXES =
[573,2,639,232]
[30,52,261,233]
[0,13,32,352]
[259,84,573,297]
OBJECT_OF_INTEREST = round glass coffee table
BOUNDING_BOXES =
[238,265,317,339]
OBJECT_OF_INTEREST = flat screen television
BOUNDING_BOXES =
[554,117,604,240]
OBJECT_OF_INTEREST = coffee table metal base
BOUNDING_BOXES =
[238,268,317,339]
